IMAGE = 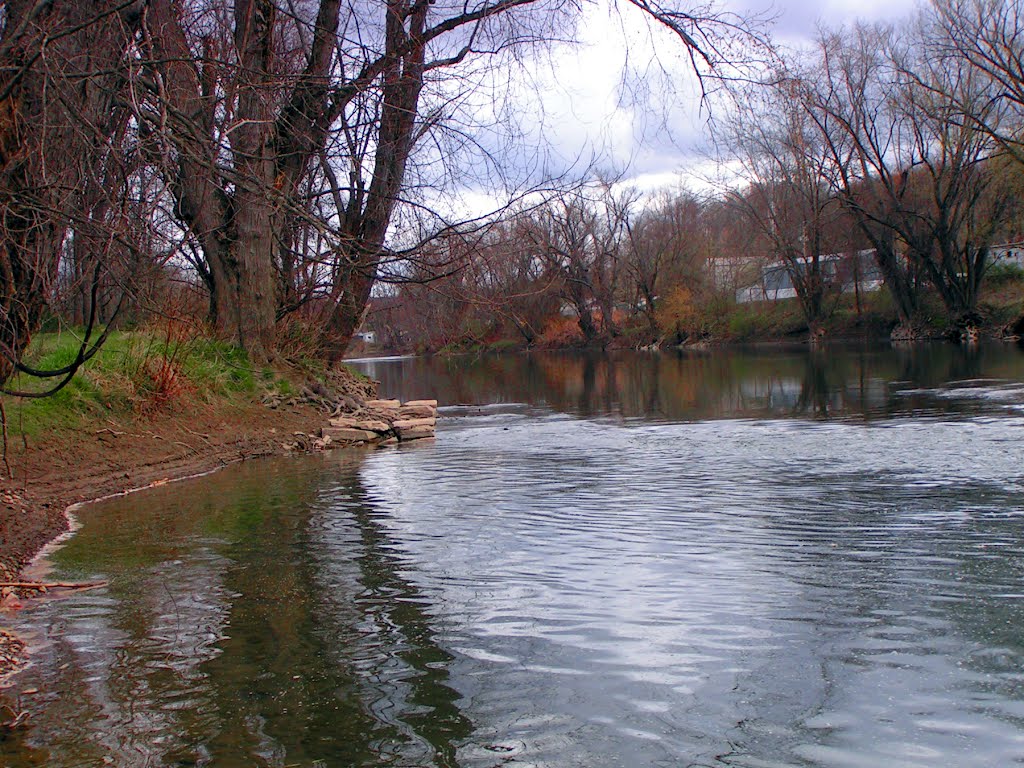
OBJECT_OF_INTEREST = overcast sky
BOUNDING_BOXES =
[433,0,923,221]
[531,0,921,192]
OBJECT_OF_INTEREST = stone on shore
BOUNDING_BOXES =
[398,404,435,419]
[322,398,438,446]
[321,426,379,442]
[329,416,391,433]
[403,399,438,408]
[396,424,435,441]
[364,399,401,409]
[392,417,436,429]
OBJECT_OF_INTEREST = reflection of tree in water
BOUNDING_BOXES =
[573,353,622,417]
[794,349,836,418]
[355,345,1024,423]
[335,461,473,766]
[196,457,472,767]
[887,343,1003,417]
[947,342,985,381]
[1,458,471,768]
[2,466,328,768]
[528,347,884,421]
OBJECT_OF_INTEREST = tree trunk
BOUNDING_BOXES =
[322,261,377,363]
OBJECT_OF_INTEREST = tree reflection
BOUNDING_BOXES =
[195,453,472,767]
[322,456,473,766]
[354,344,1024,423]
[0,456,471,768]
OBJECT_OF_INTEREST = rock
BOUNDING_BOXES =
[404,399,438,408]
[329,417,391,433]
[392,417,435,429]
[322,426,379,442]
[398,405,435,419]
[396,424,435,441]
[365,399,401,409]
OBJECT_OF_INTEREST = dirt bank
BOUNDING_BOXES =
[0,396,353,682]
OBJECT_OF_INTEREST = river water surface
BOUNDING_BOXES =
[3,344,1024,767]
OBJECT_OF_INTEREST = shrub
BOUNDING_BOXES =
[537,316,584,347]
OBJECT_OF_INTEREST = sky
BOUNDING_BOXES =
[529,0,923,194]
[428,0,923,222]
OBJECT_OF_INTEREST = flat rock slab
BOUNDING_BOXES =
[329,416,391,433]
[396,424,435,441]
[404,399,438,408]
[392,417,436,429]
[398,405,435,419]
[322,426,379,442]
[365,399,401,409]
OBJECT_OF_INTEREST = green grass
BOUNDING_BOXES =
[485,338,524,353]
[985,263,1024,287]
[2,327,269,439]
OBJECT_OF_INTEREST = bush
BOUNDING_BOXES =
[726,306,764,340]
[487,338,522,353]
[537,316,584,347]
[655,286,705,342]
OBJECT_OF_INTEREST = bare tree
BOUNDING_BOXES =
[934,0,1024,165]
[806,21,1013,335]
[803,25,923,330]
[0,0,144,389]
[135,0,771,362]
[721,74,852,337]
[620,191,704,340]
[527,194,604,344]
[0,0,770,386]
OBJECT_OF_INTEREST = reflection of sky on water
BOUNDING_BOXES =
[355,410,1024,766]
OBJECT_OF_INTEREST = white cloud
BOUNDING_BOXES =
[415,0,924,222]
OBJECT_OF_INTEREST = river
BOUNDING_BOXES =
[3,343,1024,767]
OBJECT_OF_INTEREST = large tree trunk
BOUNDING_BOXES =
[318,0,427,361]
[322,264,377,363]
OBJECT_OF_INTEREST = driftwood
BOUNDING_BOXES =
[0,581,107,591]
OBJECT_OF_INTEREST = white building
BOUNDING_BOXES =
[735,250,883,304]
[989,241,1024,269]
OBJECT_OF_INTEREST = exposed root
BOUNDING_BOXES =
[1,702,30,731]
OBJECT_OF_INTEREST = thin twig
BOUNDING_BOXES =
[0,398,11,480]
[181,425,211,442]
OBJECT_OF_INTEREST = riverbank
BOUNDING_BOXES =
[0,399,330,681]
[360,276,1024,356]
[0,329,381,683]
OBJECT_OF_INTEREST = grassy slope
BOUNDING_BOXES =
[2,328,287,440]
